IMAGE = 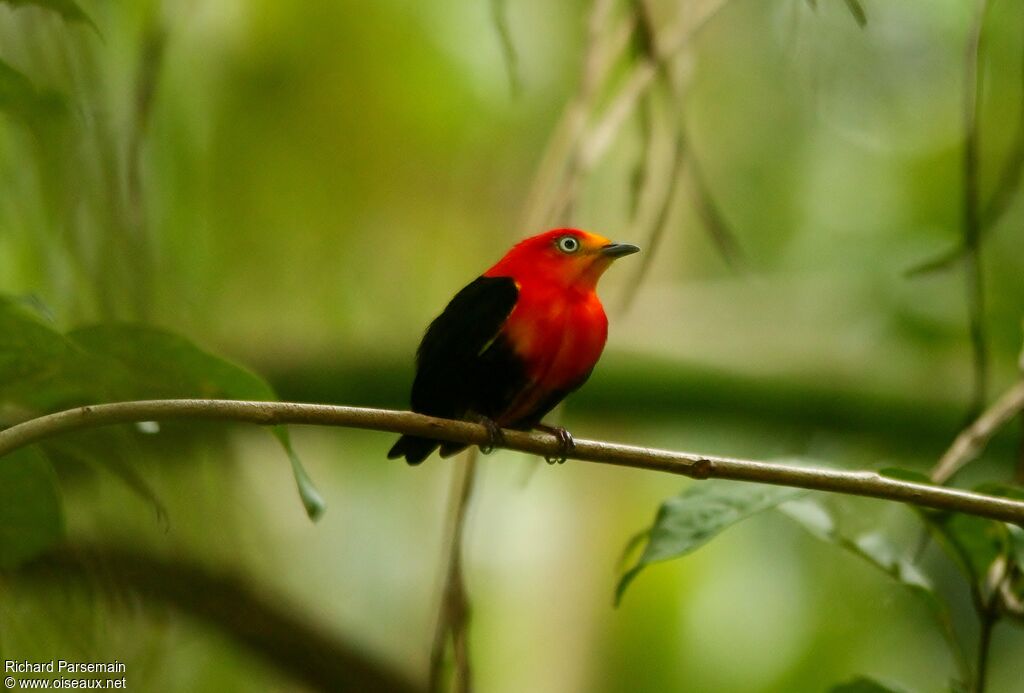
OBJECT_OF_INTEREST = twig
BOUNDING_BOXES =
[973,555,1007,693]
[124,23,166,321]
[975,608,996,693]
[428,451,477,693]
[931,381,1024,484]
[488,0,520,97]
[18,544,422,693]
[2,399,1024,525]
[686,138,744,268]
[1017,336,1024,484]
[626,0,743,293]
[620,135,684,310]
[628,91,655,223]
[532,0,622,227]
[961,0,991,421]
[540,0,732,228]
[905,22,1024,278]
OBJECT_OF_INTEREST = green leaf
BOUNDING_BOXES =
[67,324,326,521]
[0,448,64,567]
[40,430,169,530]
[68,324,280,401]
[925,513,1006,584]
[780,499,969,682]
[0,302,325,522]
[829,676,906,693]
[616,481,803,604]
[0,296,94,409]
[779,500,931,590]
[973,483,1024,576]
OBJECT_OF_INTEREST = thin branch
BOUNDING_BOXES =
[620,135,685,310]
[123,22,165,321]
[975,609,996,693]
[905,19,1024,278]
[624,0,744,295]
[488,0,521,97]
[18,544,422,693]
[961,0,991,421]
[532,0,623,228]
[428,451,477,693]
[2,399,1024,525]
[542,0,731,227]
[973,555,1006,693]
[1017,336,1024,484]
[931,380,1024,484]
[628,90,655,223]
[686,138,745,268]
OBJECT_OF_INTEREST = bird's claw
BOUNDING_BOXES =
[477,417,506,455]
[538,425,575,464]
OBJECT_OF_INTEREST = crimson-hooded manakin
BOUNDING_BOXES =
[388,228,639,465]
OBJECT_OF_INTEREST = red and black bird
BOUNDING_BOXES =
[388,228,639,465]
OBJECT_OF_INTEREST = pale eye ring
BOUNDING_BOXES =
[556,235,581,254]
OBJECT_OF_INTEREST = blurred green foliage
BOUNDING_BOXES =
[1,0,1024,691]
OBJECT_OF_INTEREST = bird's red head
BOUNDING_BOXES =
[484,229,639,292]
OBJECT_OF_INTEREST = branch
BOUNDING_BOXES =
[960,0,991,421]
[428,452,477,693]
[932,380,1024,484]
[2,399,1024,526]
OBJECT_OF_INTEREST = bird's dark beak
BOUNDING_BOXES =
[600,242,640,258]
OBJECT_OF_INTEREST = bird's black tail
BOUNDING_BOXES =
[387,435,440,465]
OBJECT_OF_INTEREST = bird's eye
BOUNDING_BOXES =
[556,235,581,254]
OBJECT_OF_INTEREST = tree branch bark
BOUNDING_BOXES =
[1,399,1023,526]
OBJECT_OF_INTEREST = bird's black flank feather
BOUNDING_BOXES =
[388,275,525,464]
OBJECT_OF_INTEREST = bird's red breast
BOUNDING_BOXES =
[483,229,619,421]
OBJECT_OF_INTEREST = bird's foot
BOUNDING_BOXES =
[535,424,575,464]
[472,415,506,454]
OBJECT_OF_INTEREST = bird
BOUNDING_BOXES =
[388,228,639,465]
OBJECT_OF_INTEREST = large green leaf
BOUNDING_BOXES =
[0,297,97,409]
[0,448,64,567]
[780,499,932,591]
[41,430,169,528]
[881,470,1015,587]
[927,513,1006,584]
[913,480,1023,589]
[616,481,803,604]
[67,324,325,521]
[779,498,969,684]
[68,324,282,400]
[0,301,325,521]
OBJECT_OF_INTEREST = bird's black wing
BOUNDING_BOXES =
[388,275,522,464]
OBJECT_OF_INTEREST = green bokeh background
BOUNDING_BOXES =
[1,0,1023,691]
